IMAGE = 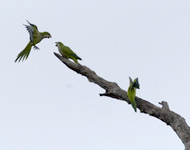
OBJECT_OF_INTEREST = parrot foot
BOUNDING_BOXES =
[33,45,40,50]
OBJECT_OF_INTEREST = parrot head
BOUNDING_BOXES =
[133,78,140,89]
[55,42,65,47]
[55,42,63,51]
[42,32,51,38]
[55,42,61,47]
[129,77,140,89]
[55,42,67,57]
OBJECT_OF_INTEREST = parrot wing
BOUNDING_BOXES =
[24,20,39,44]
[71,53,82,60]
[64,46,82,60]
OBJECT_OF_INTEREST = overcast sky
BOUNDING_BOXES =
[1,0,189,149]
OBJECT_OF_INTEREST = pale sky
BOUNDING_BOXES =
[1,0,189,149]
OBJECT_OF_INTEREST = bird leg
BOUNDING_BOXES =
[33,45,40,50]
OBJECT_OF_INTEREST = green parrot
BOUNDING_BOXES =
[15,20,51,62]
[127,77,140,112]
[55,42,82,64]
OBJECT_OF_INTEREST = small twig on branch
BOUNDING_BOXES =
[159,101,170,110]
[54,52,190,150]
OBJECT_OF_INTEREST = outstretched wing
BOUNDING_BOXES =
[24,20,39,44]
[24,24,34,44]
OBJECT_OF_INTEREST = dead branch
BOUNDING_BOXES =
[54,52,190,150]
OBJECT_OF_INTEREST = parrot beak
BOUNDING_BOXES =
[55,42,58,46]
[47,34,51,38]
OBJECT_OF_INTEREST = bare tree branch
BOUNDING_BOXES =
[54,52,190,150]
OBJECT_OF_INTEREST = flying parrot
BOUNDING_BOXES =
[15,20,51,62]
[127,77,140,112]
[55,42,82,64]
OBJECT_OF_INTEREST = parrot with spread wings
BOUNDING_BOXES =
[15,20,51,62]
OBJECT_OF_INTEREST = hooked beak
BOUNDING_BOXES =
[55,42,58,46]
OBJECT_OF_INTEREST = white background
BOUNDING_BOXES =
[1,0,189,149]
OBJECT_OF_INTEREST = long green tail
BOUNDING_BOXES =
[131,99,137,112]
[15,42,32,62]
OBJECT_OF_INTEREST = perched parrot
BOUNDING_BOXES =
[15,20,51,62]
[55,42,82,64]
[127,77,140,112]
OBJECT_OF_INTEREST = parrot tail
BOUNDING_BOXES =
[76,56,82,60]
[131,100,137,112]
[15,42,32,62]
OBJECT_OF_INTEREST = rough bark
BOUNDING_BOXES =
[54,52,190,150]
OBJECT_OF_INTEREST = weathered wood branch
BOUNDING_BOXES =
[54,52,190,150]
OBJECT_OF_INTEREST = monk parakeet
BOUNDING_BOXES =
[55,42,82,64]
[127,77,140,112]
[15,20,51,62]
